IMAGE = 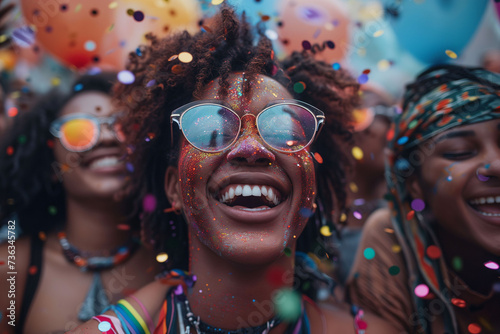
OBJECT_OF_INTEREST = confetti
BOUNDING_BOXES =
[391,244,401,253]
[75,4,82,12]
[451,298,466,308]
[445,50,458,59]
[273,289,302,321]
[178,52,193,63]
[212,0,225,4]
[284,247,292,256]
[353,211,362,220]
[411,199,425,212]
[299,207,313,218]
[117,70,135,84]
[11,26,35,48]
[320,225,332,237]
[38,232,46,240]
[332,63,340,70]
[363,248,375,260]
[98,321,112,332]
[156,252,169,263]
[373,30,384,37]
[293,81,306,93]
[406,210,415,220]
[84,40,96,51]
[109,2,118,9]
[352,146,364,160]
[397,136,409,145]
[28,265,38,275]
[357,74,369,84]
[313,152,323,164]
[340,213,347,222]
[51,77,61,86]
[467,323,481,334]
[414,284,429,298]
[426,245,441,259]
[388,265,400,275]
[452,256,463,271]
[143,194,157,212]
[133,11,145,22]
[349,182,358,193]
[484,261,499,270]
[265,29,278,40]
[7,107,17,117]
[377,59,390,71]
[48,206,57,215]
[74,83,83,92]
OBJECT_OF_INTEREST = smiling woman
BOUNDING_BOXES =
[66,5,398,334]
[346,64,500,334]
[0,73,159,333]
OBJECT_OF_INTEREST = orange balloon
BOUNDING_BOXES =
[20,0,200,70]
[277,0,350,63]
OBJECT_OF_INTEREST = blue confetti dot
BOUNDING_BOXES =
[299,207,314,218]
[397,136,409,145]
[332,63,340,70]
[358,74,369,84]
[74,83,83,92]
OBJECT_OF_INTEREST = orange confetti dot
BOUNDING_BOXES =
[426,245,441,259]
[117,224,131,230]
[386,127,395,141]
[451,298,466,308]
[406,210,415,220]
[46,139,54,148]
[38,231,46,241]
[314,152,323,164]
[29,265,38,275]
[7,107,18,117]
[362,69,371,75]
[6,146,14,155]
[468,323,481,334]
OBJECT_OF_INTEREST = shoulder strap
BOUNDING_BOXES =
[154,289,179,334]
[17,234,44,334]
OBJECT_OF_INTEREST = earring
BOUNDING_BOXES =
[163,201,181,215]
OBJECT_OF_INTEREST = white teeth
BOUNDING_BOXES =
[235,185,243,196]
[480,198,486,204]
[241,207,271,212]
[242,185,252,197]
[252,186,261,197]
[478,211,500,217]
[487,196,495,204]
[496,196,500,203]
[218,184,282,206]
[89,156,120,169]
[469,196,500,205]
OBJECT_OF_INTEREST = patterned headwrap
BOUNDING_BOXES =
[385,65,500,333]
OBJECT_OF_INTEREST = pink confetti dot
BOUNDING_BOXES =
[142,194,157,212]
[484,261,499,270]
[414,284,429,298]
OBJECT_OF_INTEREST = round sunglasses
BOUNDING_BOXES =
[171,100,325,153]
[49,113,123,152]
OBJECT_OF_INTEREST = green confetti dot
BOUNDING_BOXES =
[363,247,375,260]
[408,119,418,129]
[273,289,301,321]
[126,8,134,15]
[284,247,292,257]
[293,82,305,93]
[48,206,57,215]
[388,265,400,275]
[452,256,463,271]
[18,135,27,144]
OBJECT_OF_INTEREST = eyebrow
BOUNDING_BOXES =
[434,130,476,143]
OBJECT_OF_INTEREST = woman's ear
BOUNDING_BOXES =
[165,166,182,211]
[406,173,424,200]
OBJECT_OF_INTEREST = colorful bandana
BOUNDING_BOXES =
[385,67,500,334]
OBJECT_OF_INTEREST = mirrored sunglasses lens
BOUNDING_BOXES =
[181,105,240,151]
[258,104,316,151]
[60,118,97,151]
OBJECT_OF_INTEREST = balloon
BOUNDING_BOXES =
[381,0,488,64]
[277,0,350,63]
[20,0,200,70]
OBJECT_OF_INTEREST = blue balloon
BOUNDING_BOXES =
[382,0,488,64]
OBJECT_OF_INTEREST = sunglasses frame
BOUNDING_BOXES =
[171,99,325,153]
[49,113,121,152]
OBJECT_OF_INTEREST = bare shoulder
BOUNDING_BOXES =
[0,236,32,334]
[364,207,392,231]
[311,302,399,334]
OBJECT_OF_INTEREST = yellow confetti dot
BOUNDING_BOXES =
[178,52,193,63]
[75,3,82,12]
[212,0,225,5]
[392,244,401,253]
[373,30,384,37]
[320,225,332,237]
[340,213,347,223]
[156,252,169,263]
[445,50,458,59]
[109,2,118,9]
[377,59,390,71]
[324,22,334,31]
[51,77,61,86]
[0,35,7,43]
[357,48,367,57]
[352,146,364,160]
[349,182,358,193]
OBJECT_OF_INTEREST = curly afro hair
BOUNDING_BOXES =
[115,5,357,270]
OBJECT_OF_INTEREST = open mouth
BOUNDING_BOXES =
[468,196,500,217]
[88,155,124,170]
[215,184,284,211]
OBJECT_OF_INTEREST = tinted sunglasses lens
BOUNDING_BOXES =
[181,105,240,152]
[60,118,98,152]
[258,104,316,152]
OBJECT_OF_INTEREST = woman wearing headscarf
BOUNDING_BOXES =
[346,64,500,333]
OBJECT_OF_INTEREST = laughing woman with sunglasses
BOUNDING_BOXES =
[0,73,159,333]
[68,6,397,334]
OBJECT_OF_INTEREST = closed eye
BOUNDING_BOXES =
[442,151,476,160]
